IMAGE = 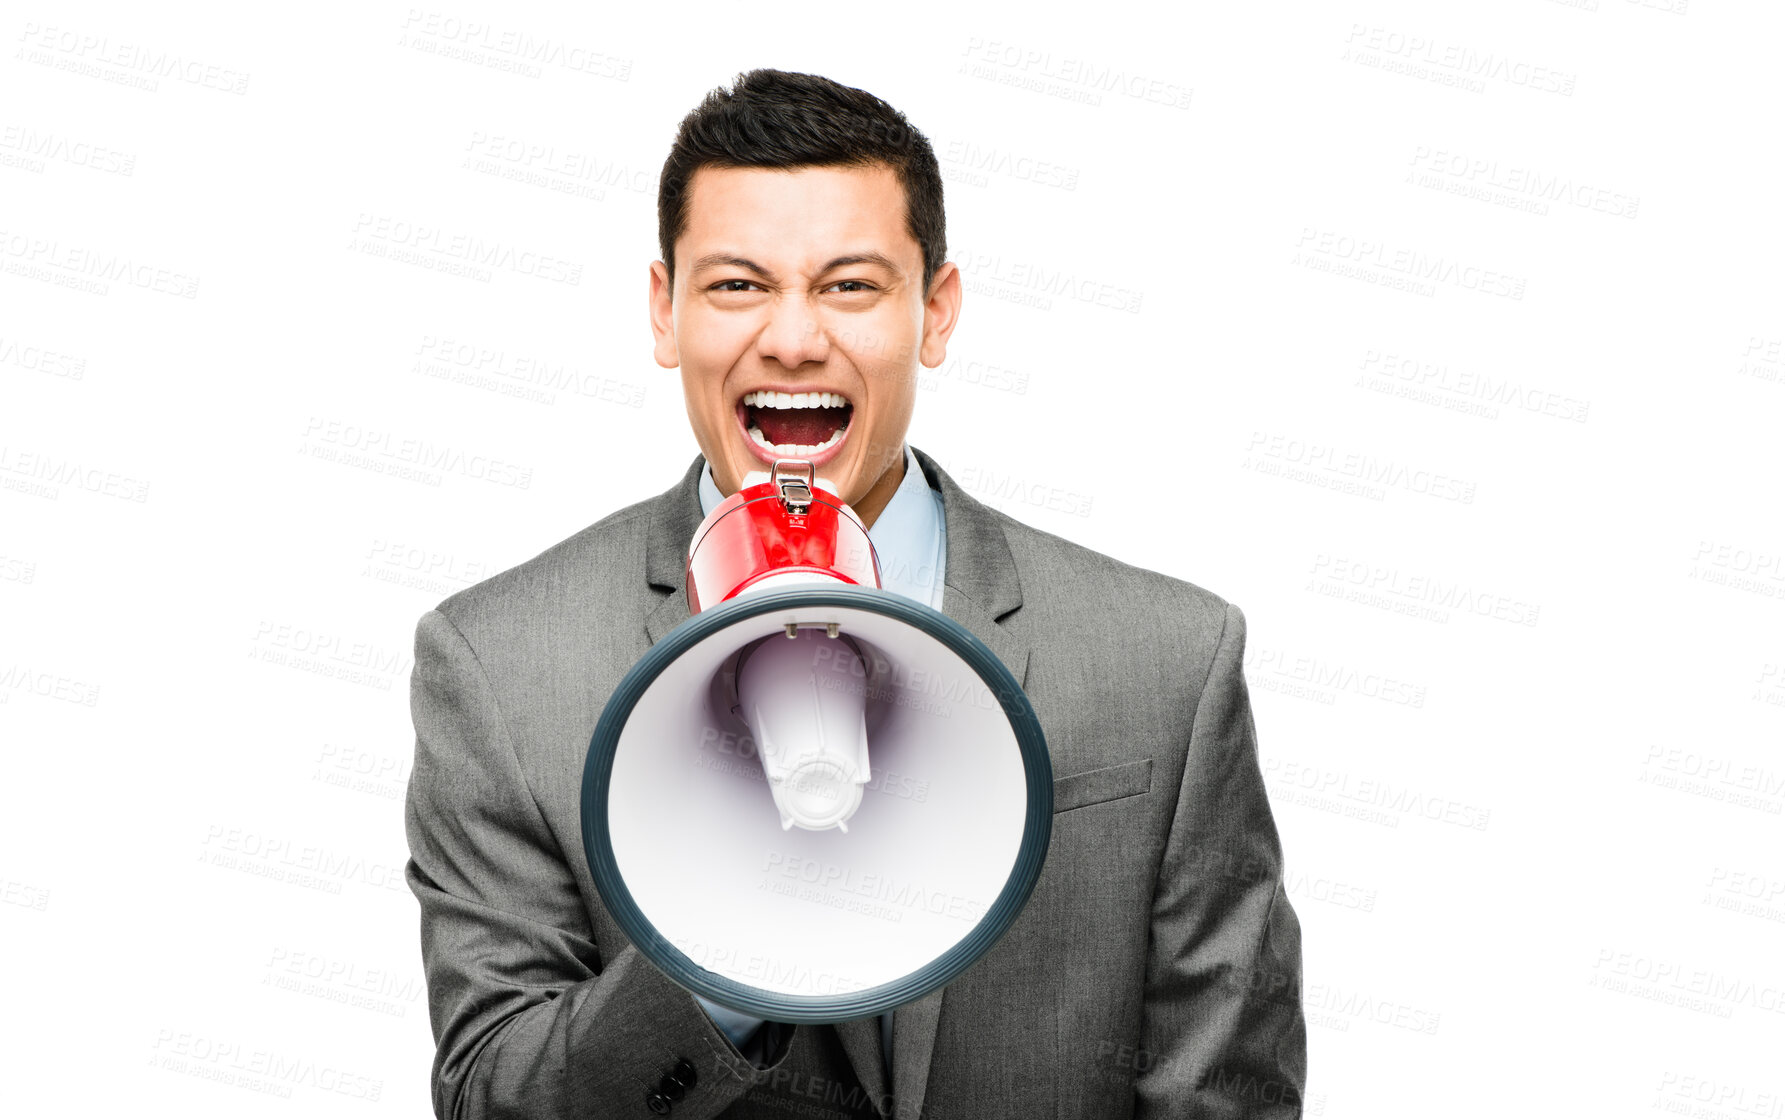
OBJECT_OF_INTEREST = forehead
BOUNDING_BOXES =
[679,164,918,272]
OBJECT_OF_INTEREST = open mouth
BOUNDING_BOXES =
[737,389,854,459]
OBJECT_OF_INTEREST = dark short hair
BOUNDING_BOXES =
[657,69,946,293]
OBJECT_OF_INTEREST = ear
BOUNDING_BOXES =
[649,260,679,369]
[918,262,963,369]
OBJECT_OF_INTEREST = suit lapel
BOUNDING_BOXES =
[639,448,1030,1117]
[643,585,690,646]
[833,1018,891,1112]
[642,456,706,643]
[890,988,946,1119]
[912,444,1030,691]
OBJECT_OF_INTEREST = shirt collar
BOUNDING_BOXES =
[697,444,947,610]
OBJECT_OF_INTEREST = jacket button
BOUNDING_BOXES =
[645,1090,672,1115]
[658,1071,687,1101]
[671,1058,697,1086]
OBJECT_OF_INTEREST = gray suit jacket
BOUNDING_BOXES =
[405,446,1305,1119]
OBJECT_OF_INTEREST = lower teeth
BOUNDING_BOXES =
[748,424,844,457]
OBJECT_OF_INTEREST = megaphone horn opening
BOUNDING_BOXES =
[581,586,1053,1024]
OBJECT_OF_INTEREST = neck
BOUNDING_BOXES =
[849,448,907,529]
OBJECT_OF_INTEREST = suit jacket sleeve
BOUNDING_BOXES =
[1135,603,1307,1118]
[404,607,789,1119]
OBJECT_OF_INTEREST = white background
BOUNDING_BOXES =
[3,1,1782,1116]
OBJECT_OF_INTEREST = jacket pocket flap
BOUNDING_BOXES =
[1053,758,1153,814]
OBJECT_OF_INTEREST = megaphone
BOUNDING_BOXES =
[581,459,1052,1024]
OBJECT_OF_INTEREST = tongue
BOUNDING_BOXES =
[753,405,850,448]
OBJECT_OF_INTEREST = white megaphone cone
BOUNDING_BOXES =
[580,457,1053,1024]
[735,628,873,832]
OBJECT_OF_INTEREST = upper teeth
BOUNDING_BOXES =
[743,390,849,409]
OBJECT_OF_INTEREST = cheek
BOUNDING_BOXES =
[834,309,921,379]
[679,309,753,372]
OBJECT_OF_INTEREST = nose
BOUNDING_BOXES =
[754,294,829,369]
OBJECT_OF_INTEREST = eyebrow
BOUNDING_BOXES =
[688,251,905,284]
[690,253,776,281]
[817,252,903,276]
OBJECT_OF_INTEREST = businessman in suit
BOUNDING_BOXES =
[404,70,1305,1118]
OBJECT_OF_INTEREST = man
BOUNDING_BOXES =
[405,69,1305,1118]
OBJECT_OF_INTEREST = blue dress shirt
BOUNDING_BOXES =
[691,444,946,1076]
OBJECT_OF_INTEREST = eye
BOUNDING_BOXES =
[825,280,875,293]
[711,279,761,292]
